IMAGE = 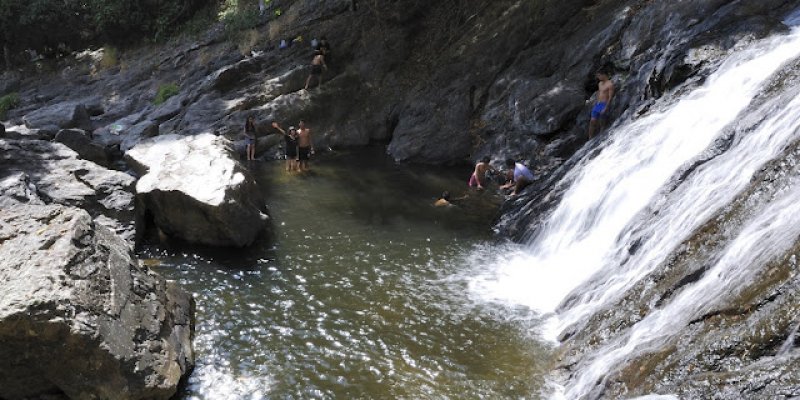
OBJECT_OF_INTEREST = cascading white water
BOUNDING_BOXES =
[568,175,800,398]
[470,27,800,329]
[467,27,800,399]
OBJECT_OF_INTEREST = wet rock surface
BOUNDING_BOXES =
[0,205,194,400]
[126,133,270,247]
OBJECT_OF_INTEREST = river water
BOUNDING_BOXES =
[138,148,552,399]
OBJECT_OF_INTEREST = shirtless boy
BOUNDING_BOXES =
[296,120,314,171]
[468,156,496,190]
[587,69,615,139]
[304,50,328,90]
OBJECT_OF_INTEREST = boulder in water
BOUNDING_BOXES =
[126,133,270,247]
[0,204,194,400]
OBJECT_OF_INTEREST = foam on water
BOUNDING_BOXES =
[469,28,800,336]
[467,26,800,398]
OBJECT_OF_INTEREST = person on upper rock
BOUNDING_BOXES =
[304,50,328,90]
[244,115,257,161]
[315,36,331,66]
[587,68,615,139]
[500,158,534,196]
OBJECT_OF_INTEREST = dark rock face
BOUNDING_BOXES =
[23,102,92,131]
[55,128,109,166]
[0,139,135,240]
[0,205,194,400]
[126,134,270,247]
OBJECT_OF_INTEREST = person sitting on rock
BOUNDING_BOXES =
[304,50,328,90]
[244,115,257,161]
[587,68,615,139]
[272,122,299,172]
[468,156,496,190]
[500,158,534,196]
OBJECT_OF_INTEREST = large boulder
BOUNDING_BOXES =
[55,128,109,166]
[0,139,136,241]
[23,102,92,131]
[126,133,270,247]
[0,204,194,400]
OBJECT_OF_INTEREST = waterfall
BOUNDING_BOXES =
[468,27,800,399]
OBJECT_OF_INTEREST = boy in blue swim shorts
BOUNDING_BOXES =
[587,69,614,139]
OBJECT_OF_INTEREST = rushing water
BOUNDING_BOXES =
[467,28,800,399]
[139,148,552,399]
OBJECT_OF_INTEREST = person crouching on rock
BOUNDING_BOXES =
[272,122,299,172]
[468,156,496,190]
[304,50,328,90]
[244,115,257,161]
[500,158,534,196]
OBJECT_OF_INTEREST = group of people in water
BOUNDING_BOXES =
[243,116,315,171]
[245,49,615,197]
[242,36,333,167]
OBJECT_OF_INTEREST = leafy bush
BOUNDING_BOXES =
[220,0,261,40]
[0,92,20,120]
[0,0,212,67]
[154,83,179,105]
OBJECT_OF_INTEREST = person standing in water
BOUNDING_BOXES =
[587,69,615,139]
[500,158,535,196]
[244,115,257,161]
[304,50,328,90]
[272,122,299,172]
[296,120,314,171]
[468,156,496,190]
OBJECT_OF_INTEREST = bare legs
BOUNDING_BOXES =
[587,118,606,139]
[304,74,322,90]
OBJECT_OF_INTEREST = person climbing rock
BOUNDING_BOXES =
[315,36,331,67]
[500,158,534,196]
[296,120,314,171]
[587,68,615,139]
[468,156,496,190]
[304,50,328,90]
[272,122,299,172]
[244,115,257,161]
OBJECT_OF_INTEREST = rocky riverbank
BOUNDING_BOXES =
[3,0,800,399]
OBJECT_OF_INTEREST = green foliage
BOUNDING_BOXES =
[0,0,212,66]
[219,0,261,40]
[0,92,19,120]
[154,83,179,105]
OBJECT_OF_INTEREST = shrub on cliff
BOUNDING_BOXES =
[0,92,19,119]
[154,83,179,105]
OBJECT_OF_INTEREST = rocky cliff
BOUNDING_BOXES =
[3,0,800,399]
